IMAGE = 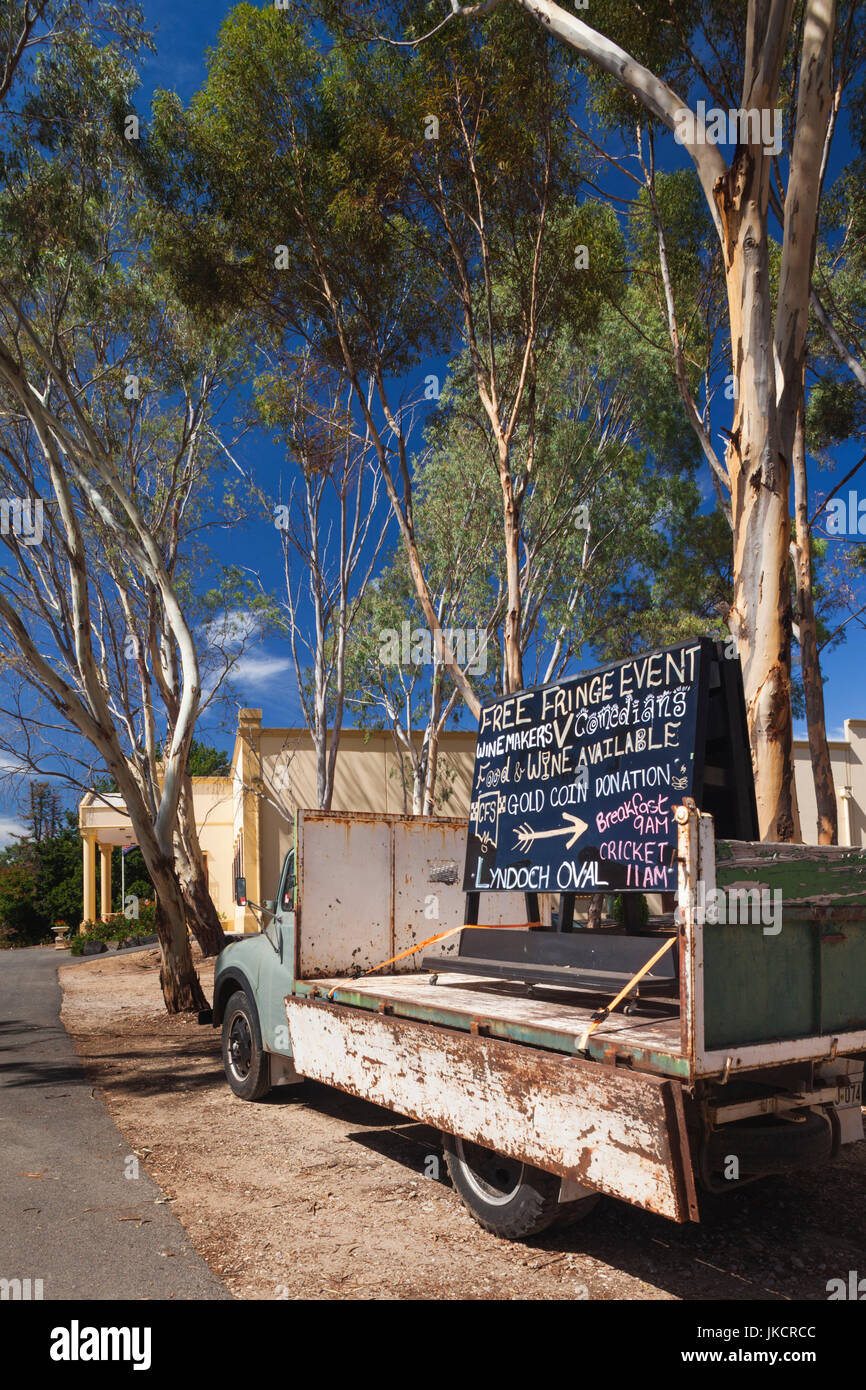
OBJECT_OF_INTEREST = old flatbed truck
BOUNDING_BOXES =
[212,802,866,1240]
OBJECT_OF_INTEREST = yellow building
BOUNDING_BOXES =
[793,719,866,847]
[78,711,866,933]
[78,776,235,927]
[78,712,476,933]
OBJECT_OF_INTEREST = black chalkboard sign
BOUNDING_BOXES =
[463,638,738,896]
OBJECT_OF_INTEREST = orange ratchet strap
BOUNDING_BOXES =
[326,922,539,1000]
[577,934,677,1053]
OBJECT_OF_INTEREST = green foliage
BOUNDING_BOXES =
[811,110,866,482]
[0,805,85,946]
[392,304,730,687]
[69,903,157,955]
[806,377,866,449]
[0,858,44,946]
[187,740,231,777]
[154,738,232,777]
[0,787,156,946]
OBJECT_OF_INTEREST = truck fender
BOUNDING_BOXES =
[212,967,259,1030]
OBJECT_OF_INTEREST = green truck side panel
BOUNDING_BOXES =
[705,845,866,1049]
[704,920,817,1048]
[820,929,866,1034]
[714,841,866,906]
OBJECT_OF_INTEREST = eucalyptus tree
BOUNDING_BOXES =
[434,314,733,664]
[327,7,621,698]
[229,345,389,811]
[0,21,235,1008]
[395,0,866,840]
[345,305,733,807]
[571,100,845,839]
[343,469,498,814]
[147,3,625,718]
[0,0,141,105]
[146,6,475,710]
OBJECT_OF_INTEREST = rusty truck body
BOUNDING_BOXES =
[211,804,866,1239]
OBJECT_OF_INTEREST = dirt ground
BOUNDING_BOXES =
[59,948,866,1301]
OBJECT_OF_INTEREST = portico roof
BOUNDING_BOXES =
[78,790,137,846]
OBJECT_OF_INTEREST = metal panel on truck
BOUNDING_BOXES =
[677,803,866,1076]
[286,995,698,1222]
[296,812,525,979]
[297,815,392,977]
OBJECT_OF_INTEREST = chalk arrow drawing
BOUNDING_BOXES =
[514,813,588,853]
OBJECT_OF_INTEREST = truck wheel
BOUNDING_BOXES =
[222,990,271,1101]
[441,1133,598,1240]
[705,1108,834,1177]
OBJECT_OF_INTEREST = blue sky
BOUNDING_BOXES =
[134,0,864,740]
[1,0,863,842]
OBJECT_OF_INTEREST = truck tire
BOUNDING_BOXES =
[442,1133,599,1240]
[222,990,272,1101]
[705,1108,834,1177]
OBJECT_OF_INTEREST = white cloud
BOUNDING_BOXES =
[0,817,25,848]
[229,653,292,690]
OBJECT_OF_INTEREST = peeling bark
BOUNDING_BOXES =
[793,394,838,842]
[176,773,227,955]
[510,0,843,843]
[713,149,800,842]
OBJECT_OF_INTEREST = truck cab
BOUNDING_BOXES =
[212,844,298,1098]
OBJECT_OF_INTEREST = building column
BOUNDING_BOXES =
[82,833,96,930]
[840,787,853,848]
[99,843,112,920]
[238,709,263,934]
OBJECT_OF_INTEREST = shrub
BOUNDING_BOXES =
[612,893,650,928]
[70,919,122,953]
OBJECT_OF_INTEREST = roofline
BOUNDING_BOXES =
[252,726,478,740]
[794,739,851,751]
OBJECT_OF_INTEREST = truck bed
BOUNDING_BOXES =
[294,971,686,1078]
[285,808,866,1085]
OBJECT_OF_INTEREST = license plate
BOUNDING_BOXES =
[836,1081,863,1107]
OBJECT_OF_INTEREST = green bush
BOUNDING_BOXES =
[92,920,118,941]
[135,901,156,932]
[66,904,159,955]
[612,893,650,927]
[70,918,135,953]
[68,919,101,955]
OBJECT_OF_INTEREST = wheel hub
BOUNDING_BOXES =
[455,1137,525,1205]
[228,1014,252,1078]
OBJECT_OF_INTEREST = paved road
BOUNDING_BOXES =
[0,946,230,1300]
